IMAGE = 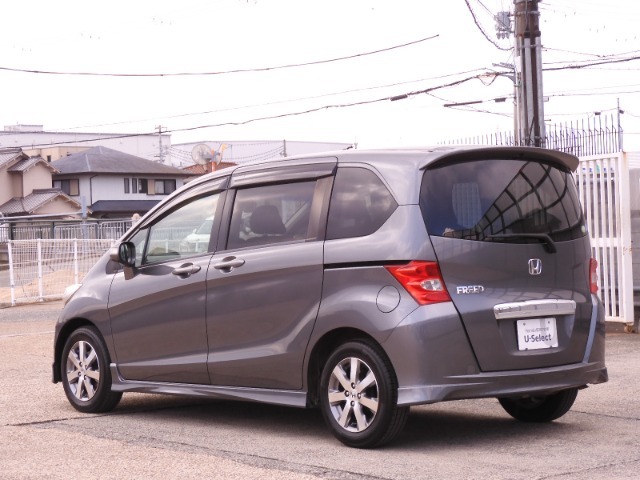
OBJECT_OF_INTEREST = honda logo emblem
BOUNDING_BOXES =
[528,258,542,275]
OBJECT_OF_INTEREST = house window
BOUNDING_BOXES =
[155,179,177,195]
[124,178,130,194]
[139,179,148,194]
[53,179,80,196]
[132,178,138,193]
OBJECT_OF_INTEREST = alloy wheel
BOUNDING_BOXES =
[65,340,101,402]
[327,356,379,433]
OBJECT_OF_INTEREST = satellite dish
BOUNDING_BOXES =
[191,144,213,165]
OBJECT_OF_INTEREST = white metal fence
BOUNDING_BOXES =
[575,153,634,325]
[2,239,114,305]
[2,219,132,242]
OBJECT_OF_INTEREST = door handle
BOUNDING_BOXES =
[213,256,245,273]
[172,263,202,277]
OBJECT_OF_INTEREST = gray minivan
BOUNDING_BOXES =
[52,146,607,448]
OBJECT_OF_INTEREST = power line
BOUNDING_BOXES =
[463,0,511,51]
[9,54,637,152]
[11,72,493,150]
[549,89,640,98]
[484,52,640,75]
[446,105,512,118]
[439,81,640,118]
[161,74,485,135]
[544,47,640,59]
[49,67,490,132]
[544,55,640,71]
[474,0,497,16]
[0,34,438,78]
[575,66,640,72]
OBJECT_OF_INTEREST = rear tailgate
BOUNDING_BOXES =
[421,154,593,372]
[429,236,592,371]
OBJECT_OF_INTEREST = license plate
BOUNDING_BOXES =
[516,317,558,351]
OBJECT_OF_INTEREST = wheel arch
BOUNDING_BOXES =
[52,318,98,383]
[305,327,396,407]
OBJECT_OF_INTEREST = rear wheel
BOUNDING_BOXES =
[61,327,122,413]
[498,388,578,422]
[319,341,409,448]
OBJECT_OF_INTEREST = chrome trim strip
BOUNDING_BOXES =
[493,299,577,319]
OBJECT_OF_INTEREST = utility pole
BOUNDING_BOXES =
[156,125,166,164]
[514,0,545,147]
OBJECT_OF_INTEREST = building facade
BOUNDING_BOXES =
[2,124,168,164]
[52,146,191,218]
[0,148,82,218]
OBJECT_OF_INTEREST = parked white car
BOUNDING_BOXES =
[180,217,214,253]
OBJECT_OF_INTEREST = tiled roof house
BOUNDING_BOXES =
[52,146,192,218]
[0,148,83,217]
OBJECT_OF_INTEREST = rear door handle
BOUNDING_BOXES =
[172,263,202,278]
[213,257,245,273]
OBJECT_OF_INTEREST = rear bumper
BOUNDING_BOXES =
[397,361,607,406]
[385,297,607,407]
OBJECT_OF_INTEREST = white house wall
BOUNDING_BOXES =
[88,175,185,203]
[77,177,93,205]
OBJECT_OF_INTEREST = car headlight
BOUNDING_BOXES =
[63,283,82,306]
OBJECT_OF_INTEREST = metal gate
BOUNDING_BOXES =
[575,153,634,325]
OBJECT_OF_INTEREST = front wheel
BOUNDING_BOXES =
[319,341,409,448]
[61,327,122,413]
[498,388,578,423]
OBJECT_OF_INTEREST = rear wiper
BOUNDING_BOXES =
[486,233,557,253]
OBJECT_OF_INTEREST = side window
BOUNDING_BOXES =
[227,181,316,250]
[132,193,220,265]
[326,167,398,240]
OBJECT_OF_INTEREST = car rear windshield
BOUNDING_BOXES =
[420,158,586,242]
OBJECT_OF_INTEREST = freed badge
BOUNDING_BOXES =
[456,285,485,294]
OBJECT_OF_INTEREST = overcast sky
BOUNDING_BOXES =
[2,0,639,151]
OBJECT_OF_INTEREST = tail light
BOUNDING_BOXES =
[589,258,599,294]
[385,261,451,305]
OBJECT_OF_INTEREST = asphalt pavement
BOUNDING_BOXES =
[1,301,639,480]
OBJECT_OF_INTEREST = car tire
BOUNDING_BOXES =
[60,327,122,413]
[498,388,578,423]
[319,340,409,448]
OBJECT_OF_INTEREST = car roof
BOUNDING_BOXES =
[181,145,579,206]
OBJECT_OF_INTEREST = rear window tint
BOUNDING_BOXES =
[421,159,586,242]
[326,167,397,240]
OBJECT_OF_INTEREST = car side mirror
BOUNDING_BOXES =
[109,242,136,268]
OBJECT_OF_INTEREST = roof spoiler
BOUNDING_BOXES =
[424,146,580,172]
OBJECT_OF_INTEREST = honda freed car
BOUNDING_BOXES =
[52,146,607,448]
